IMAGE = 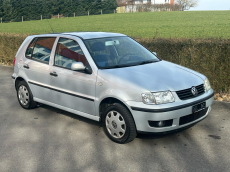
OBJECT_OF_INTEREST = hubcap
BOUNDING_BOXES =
[18,85,29,106]
[106,111,126,139]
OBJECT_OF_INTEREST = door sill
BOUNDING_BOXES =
[33,97,100,121]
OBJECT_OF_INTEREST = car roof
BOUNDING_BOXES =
[32,32,127,40]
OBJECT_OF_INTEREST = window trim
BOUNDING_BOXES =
[25,36,57,65]
[53,37,92,74]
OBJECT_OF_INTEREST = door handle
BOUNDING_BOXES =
[50,72,58,77]
[23,64,29,69]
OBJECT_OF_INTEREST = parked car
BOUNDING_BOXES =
[12,32,214,144]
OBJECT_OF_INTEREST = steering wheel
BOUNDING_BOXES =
[118,53,133,64]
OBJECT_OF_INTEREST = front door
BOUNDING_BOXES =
[49,37,96,115]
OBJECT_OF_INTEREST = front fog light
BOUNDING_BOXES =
[157,121,165,127]
[204,78,211,92]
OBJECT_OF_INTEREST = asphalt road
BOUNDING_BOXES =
[0,65,230,172]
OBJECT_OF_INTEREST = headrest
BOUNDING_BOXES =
[91,42,105,52]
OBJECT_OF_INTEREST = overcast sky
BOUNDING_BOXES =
[190,0,230,11]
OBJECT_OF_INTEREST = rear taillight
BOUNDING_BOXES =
[13,57,16,68]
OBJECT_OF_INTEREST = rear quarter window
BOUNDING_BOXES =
[25,38,37,58]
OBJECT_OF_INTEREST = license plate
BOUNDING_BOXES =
[192,102,206,113]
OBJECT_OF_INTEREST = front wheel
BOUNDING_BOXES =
[102,103,137,144]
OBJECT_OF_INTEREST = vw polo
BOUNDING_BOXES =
[12,32,214,144]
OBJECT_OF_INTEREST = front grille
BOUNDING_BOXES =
[176,84,205,100]
[179,108,208,126]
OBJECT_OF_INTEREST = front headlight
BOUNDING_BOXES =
[142,91,175,105]
[141,92,155,104]
[204,78,211,92]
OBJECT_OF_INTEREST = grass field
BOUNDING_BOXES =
[0,11,230,38]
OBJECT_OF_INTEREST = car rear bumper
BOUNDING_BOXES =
[127,91,214,133]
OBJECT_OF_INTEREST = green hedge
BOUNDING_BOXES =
[0,34,26,65]
[137,38,230,93]
[0,34,229,93]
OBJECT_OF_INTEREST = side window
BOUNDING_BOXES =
[25,38,37,58]
[54,37,88,69]
[31,37,56,64]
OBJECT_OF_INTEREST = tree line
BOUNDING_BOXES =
[0,0,118,22]
[117,0,198,11]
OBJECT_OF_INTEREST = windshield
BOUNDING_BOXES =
[84,36,159,69]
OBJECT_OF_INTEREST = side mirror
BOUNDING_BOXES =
[71,62,85,71]
[152,52,157,56]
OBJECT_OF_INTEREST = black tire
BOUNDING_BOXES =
[16,80,37,109]
[102,103,137,144]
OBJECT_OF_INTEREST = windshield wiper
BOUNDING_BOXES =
[102,64,130,69]
[137,60,158,65]
[101,60,158,69]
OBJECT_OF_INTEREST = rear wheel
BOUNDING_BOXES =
[102,103,137,144]
[17,81,37,109]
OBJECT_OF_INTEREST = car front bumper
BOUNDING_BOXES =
[126,90,214,133]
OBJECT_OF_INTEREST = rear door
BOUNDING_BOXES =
[23,36,57,102]
[49,36,96,116]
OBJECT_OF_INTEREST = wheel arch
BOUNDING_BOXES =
[99,97,135,123]
[15,77,26,90]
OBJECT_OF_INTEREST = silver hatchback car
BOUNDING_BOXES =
[12,32,214,144]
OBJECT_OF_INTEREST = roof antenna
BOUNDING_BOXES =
[46,19,54,33]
